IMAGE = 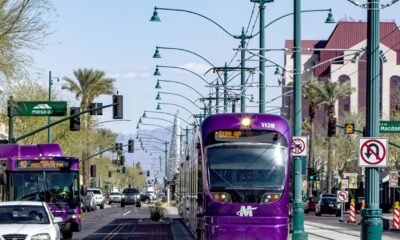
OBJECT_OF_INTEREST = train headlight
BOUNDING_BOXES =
[262,193,282,203]
[241,117,251,128]
[211,192,232,203]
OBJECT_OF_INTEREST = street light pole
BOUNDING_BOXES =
[292,0,308,239]
[362,0,382,239]
[48,71,52,143]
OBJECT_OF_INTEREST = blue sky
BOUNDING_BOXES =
[31,0,400,135]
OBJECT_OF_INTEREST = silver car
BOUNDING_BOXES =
[88,188,105,209]
[81,191,96,212]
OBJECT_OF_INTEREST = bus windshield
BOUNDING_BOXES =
[11,171,79,203]
[206,143,288,203]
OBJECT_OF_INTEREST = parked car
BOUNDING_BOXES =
[304,197,319,213]
[88,188,105,209]
[315,195,340,216]
[140,193,151,204]
[121,188,141,207]
[81,191,96,212]
[0,201,62,240]
[109,192,123,204]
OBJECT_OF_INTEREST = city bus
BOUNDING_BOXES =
[0,143,82,239]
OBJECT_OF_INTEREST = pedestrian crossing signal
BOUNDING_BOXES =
[344,123,355,134]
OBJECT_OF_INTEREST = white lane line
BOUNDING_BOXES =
[123,210,131,216]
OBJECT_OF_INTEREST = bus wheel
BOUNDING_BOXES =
[62,231,73,239]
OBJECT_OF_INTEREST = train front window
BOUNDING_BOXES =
[206,143,287,203]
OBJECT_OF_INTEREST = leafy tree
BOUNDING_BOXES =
[63,68,116,186]
[0,0,55,79]
[312,79,354,193]
[302,76,324,196]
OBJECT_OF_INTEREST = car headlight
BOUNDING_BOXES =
[31,233,51,240]
[211,192,232,203]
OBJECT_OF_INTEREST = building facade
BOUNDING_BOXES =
[282,20,400,124]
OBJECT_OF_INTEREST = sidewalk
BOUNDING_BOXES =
[164,206,196,240]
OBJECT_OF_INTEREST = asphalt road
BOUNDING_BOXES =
[71,203,174,240]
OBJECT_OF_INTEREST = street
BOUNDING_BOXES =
[71,203,400,240]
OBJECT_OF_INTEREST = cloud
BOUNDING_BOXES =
[174,62,210,76]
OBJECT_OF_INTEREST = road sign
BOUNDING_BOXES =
[358,138,387,167]
[340,179,349,190]
[380,121,400,133]
[344,123,355,134]
[292,136,307,157]
[343,173,358,189]
[389,171,399,188]
[11,101,67,116]
[337,190,349,203]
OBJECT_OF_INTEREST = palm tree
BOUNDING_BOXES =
[63,68,116,186]
[312,79,354,193]
[302,77,324,197]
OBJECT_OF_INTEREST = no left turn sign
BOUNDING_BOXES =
[292,136,307,157]
[337,190,349,203]
[358,138,387,167]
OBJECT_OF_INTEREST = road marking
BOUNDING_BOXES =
[123,210,131,216]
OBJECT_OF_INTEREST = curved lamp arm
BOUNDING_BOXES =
[156,65,212,85]
[158,91,202,109]
[157,79,205,97]
[156,46,215,67]
[154,7,236,38]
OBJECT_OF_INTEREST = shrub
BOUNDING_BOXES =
[150,201,165,221]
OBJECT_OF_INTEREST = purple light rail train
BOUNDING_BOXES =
[0,144,82,239]
[178,113,292,240]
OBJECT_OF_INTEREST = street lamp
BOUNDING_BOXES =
[155,79,205,98]
[156,91,203,109]
[48,71,60,143]
[143,110,192,125]
[151,7,253,112]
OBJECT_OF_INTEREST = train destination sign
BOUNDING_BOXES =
[17,159,70,169]
[12,101,67,116]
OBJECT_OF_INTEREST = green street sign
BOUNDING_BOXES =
[379,121,400,133]
[12,101,67,116]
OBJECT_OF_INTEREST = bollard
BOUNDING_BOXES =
[348,198,356,223]
[358,199,365,225]
[391,201,400,231]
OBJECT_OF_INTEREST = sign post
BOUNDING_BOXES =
[337,190,349,222]
[292,136,308,157]
[358,138,388,167]
[389,171,399,188]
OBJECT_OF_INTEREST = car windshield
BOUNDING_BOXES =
[0,205,49,224]
[89,190,101,195]
[12,171,79,203]
[322,197,337,203]
[123,189,138,194]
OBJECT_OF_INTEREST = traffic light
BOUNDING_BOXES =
[89,103,103,115]
[128,139,134,153]
[69,107,80,131]
[327,117,336,137]
[90,165,96,177]
[112,95,123,119]
[115,143,123,151]
[108,171,112,178]
[147,171,150,177]
[122,166,126,174]
[120,155,125,166]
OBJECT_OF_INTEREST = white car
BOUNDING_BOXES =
[108,192,123,204]
[0,201,62,240]
[88,188,105,209]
